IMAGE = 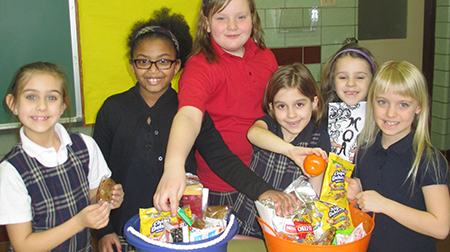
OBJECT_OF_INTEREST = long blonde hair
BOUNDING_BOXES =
[191,0,265,63]
[358,61,447,191]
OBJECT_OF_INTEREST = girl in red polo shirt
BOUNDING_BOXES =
[154,0,280,214]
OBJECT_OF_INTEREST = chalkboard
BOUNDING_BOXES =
[0,0,81,129]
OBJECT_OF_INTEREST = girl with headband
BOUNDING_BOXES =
[320,43,378,162]
[93,7,295,251]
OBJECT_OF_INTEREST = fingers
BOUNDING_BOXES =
[331,142,342,149]
[99,233,121,252]
[305,147,329,163]
[110,184,124,209]
[262,191,298,217]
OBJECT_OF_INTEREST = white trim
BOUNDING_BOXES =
[68,0,83,119]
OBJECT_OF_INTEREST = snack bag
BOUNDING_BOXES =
[320,153,354,209]
[96,176,116,203]
[319,153,354,233]
[315,201,353,231]
[181,173,204,220]
[293,214,315,243]
[139,207,192,240]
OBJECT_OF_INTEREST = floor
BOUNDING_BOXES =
[1,237,450,251]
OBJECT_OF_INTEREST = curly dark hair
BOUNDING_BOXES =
[127,7,193,68]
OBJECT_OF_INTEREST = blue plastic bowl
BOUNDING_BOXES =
[124,213,238,252]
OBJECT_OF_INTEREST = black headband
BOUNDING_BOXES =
[203,0,211,7]
[135,25,180,52]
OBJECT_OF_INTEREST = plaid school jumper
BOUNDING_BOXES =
[5,133,92,252]
[233,128,322,239]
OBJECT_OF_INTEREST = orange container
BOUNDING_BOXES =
[258,202,375,252]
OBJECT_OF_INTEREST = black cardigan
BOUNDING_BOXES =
[93,84,273,240]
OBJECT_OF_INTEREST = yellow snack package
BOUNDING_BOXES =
[320,153,354,209]
[315,200,353,231]
[139,207,192,240]
[319,153,354,231]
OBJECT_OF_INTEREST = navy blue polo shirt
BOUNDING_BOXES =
[354,131,448,252]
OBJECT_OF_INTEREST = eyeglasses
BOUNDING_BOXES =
[132,59,176,70]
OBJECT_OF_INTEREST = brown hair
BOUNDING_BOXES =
[263,63,324,126]
[320,43,377,121]
[8,62,71,111]
[191,0,265,63]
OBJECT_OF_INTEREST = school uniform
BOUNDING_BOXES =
[234,116,331,239]
[0,123,111,252]
[354,131,449,252]
[93,84,274,250]
[178,37,278,198]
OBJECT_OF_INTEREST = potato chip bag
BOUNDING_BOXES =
[293,214,315,243]
[320,153,354,209]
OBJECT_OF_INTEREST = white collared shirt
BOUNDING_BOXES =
[0,123,111,224]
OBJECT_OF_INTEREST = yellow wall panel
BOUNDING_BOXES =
[78,0,201,125]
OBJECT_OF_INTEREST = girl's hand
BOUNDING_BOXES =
[345,176,361,203]
[288,146,328,177]
[110,184,124,210]
[77,202,110,230]
[258,190,299,217]
[348,148,356,162]
[153,169,186,216]
[330,142,342,155]
[355,190,387,213]
[98,233,122,252]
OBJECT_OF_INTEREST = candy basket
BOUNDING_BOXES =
[257,202,375,252]
[124,212,238,252]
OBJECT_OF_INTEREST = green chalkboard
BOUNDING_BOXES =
[0,0,81,129]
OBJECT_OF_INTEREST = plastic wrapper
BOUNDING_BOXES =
[320,153,354,209]
[162,222,189,243]
[204,205,230,220]
[333,226,354,245]
[96,176,115,203]
[319,153,354,230]
[345,222,366,244]
[181,173,204,220]
[258,177,324,242]
[139,207,192,240]
[315,201,352,231]
[313,227,336,245]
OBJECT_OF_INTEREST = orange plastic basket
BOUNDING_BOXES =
[258,202,375,252]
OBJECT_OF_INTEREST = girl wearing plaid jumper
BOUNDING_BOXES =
[0,62,123,252]
[234,63,331,238]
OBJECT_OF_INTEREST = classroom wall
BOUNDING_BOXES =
[0,0,447,160]
[430,0,450,150]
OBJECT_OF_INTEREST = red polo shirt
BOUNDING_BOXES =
[178,37,278,191]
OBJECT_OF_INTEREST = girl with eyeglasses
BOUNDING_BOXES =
[93,7,296,251]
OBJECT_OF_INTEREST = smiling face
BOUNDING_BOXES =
[374,89,421,148]
[334,56,372,106]
[205,0,253,57]
[130,37,181,106]
[271,87,318,142]
[8,73,66,142]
